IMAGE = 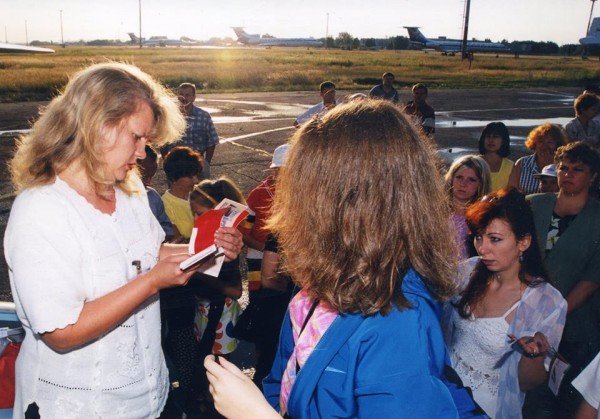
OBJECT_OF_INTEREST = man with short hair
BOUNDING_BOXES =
[162,82,219,177]
[369,72,399,103]
[403,83,435,135]
[294,81,337,127]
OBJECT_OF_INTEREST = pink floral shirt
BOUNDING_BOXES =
[279,289,338,414]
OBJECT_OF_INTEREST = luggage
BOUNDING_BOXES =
[0,302,24,413]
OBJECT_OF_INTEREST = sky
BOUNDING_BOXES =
[0,0,597,46]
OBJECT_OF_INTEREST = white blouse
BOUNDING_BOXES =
[5,175,167,418]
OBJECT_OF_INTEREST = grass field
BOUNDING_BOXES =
[0,46,599,102]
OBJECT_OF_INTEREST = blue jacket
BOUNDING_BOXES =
[263,269,487,418]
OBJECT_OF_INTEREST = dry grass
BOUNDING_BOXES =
[0,46,598,101]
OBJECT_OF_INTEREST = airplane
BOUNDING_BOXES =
[0,42,54,53]
[128,33,183,47]
[404,27,510,54]
[231,27,323,47]
[580,17,600,46]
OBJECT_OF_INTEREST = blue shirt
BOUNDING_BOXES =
[263,269,487,419]
[146,186,174,238]
[163,106,219,155]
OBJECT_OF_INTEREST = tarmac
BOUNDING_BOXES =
[0,86,581,297]
[0,86,581,300]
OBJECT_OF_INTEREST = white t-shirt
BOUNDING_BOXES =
[5,175,168,418]
[294,101,336,126]
[573,352,600,418]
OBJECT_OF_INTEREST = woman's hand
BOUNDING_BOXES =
[512,332,550,358]
[514,332,551,390]
[205,355,279,419]
[145,253,196,293]
[215,227,243,262]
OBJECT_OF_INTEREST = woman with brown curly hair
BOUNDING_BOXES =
[205,100,487,418]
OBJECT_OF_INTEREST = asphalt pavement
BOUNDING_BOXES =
[0,86,581,301]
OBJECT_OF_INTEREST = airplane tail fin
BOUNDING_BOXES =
[404,27,428,44]
[128,32,140,43]
[231,27,249,42]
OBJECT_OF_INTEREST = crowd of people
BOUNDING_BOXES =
[5,62,600,419]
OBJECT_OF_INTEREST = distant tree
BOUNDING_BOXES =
[88,39,114,46]
[388,36,410,50]
[365,38,376,48]
[559,44,581,56]
[531,41,559,54]
[351,38,361,49]
[336,32,355,49]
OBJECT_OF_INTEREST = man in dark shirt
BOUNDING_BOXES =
[369,72,399,103]
[403,83,435,135]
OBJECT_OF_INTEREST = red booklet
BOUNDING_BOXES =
[179,198,250,275]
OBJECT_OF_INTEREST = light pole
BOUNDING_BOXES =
[326,12,329,48]
[138,0,143,48]
[461,0,471,59]
[60,10,64,47]
[588,0,597,35]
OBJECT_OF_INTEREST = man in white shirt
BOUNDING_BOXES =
[573,351,600,419]
[294,81,337,128]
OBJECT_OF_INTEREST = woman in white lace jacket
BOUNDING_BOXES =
[443,187,566,419]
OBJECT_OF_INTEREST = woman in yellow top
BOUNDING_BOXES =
[162,146,203,241]
[479,122,514,191]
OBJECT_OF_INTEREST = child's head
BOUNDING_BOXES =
[533,164,558,193]
[189,177,246,218]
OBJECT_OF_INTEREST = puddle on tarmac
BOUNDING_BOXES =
[197,100,308,123]
[521,92,575,105]
[437,117,571,129]
[213,116,293,124]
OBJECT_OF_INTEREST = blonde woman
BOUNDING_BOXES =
[445,155,491,259]
[5,63,242,418]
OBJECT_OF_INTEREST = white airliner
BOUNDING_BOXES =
[0,43,54,53]
[580,17,600,46]
[231,27,322,47]
[128,33,183,47]
[405,27,510,54]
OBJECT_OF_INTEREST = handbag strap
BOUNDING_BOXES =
[296,298,320,374]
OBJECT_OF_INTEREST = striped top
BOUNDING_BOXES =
[517,154,541,195]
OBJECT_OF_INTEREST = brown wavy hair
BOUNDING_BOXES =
[269,100,457,316]
[10,62,185,196]
[189,176,246,208]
